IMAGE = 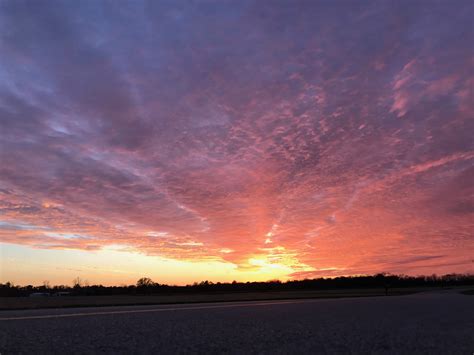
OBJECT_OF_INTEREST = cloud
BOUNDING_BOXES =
[0,0,473,278]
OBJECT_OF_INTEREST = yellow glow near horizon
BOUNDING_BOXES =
[1,243,296,286]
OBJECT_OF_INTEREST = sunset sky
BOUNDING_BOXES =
[1,0,473,286]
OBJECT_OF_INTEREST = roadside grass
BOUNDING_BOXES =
[0,287,441,310]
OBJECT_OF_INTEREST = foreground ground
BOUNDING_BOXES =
[1,290,473,354]
[0,287,435,310]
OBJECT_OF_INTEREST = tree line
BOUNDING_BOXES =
[1,273,473,297]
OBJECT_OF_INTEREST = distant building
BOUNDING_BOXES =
[53,292,71,297]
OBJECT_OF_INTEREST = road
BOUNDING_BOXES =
[1,291,473,354]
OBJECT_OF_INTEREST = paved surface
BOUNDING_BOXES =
[0,291,473,354]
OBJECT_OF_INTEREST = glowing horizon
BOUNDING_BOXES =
[1,1,473,286]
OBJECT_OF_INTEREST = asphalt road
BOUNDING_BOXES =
[1,291,473,354]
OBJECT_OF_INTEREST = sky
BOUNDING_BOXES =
[1,0,473,286]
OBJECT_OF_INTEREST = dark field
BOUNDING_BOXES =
[1,289,473,354]
[0,287,437,310]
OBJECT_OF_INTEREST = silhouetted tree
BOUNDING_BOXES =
[136,277,154,288]
[72,277,83,289]
[1,273,473,297]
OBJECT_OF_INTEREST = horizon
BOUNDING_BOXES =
[1,1,473,286]
[5,272,473,289]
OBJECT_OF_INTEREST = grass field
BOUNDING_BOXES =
[0,287,451,310]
